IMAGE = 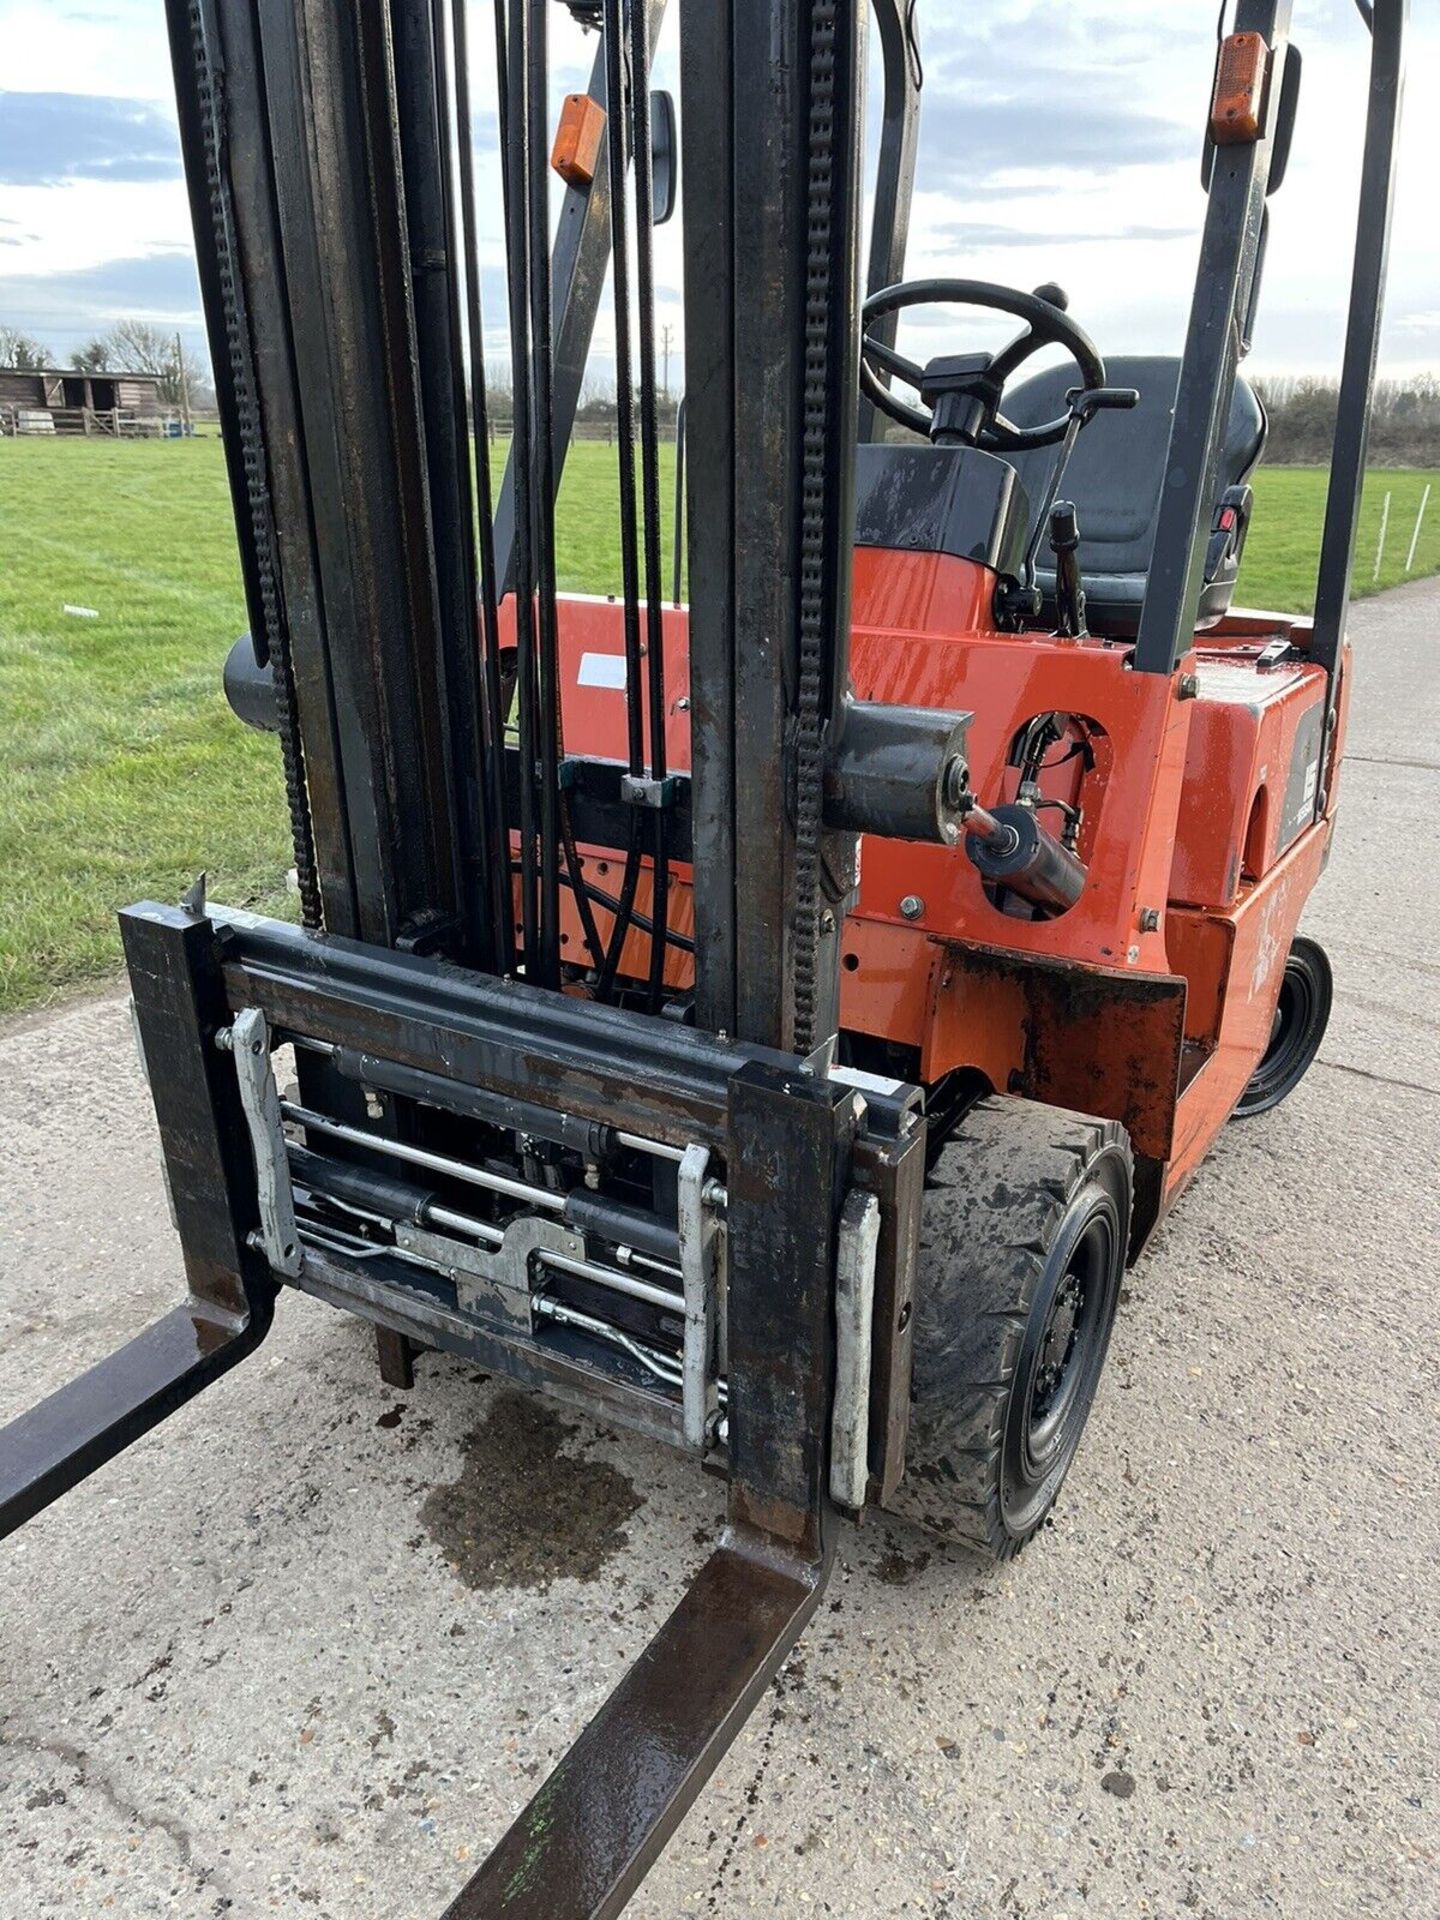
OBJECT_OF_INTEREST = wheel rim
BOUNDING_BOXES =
[1236,939,1332,1117]
[1000,1174,1123,1537]
[1026,1217,1107,1457]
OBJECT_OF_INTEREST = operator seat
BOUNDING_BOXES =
[1006,355,1267,637]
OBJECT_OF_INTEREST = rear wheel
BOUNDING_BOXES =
[887,1097,1132,1561]
[1233,935,1332,1119]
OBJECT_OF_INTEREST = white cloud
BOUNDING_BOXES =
[0,0,1433,376]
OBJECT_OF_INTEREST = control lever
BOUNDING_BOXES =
[1049,500,1087,637]
[1001,386,1139,627]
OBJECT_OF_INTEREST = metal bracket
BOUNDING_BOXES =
[677,1143,723,1449]
[830,1188,880,1509]
[222,1008,303,1278]
[620,770,681,809]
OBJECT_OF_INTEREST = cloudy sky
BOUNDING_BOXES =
[0,0,1435,386]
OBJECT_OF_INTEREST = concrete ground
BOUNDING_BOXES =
[2,581,1437,1920]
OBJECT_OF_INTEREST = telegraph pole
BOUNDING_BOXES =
[174,330,193,432]
[660,321,673,399]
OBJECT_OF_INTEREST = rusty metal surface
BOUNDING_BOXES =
[439,1056,860,1915]
[935,942,1188,1162]
[440,1534,828,1920]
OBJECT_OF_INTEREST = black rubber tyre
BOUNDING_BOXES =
[887,1097,1132,1561]
[1232,935,1333,1119]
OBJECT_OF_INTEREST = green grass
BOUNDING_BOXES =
[0,436,1435,1014]
[1236,466,1439,611]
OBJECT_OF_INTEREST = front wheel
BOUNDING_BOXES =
[887,1097,1132,1561]
[1233,935,1333,1119]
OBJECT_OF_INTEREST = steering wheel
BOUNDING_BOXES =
[861,278,1107,453]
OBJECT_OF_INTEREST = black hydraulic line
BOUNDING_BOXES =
[594,0,649,1004]
[628,0,670,1012]
[400,0,504,977]
[503,0,541,980]
[451,0,516,978]
[527,0,563,989]
[537,861,695,955]
[490,0,602,980]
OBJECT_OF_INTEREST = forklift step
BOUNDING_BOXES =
[441,1534,830,1920]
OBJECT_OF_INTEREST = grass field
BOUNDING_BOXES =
[1,435,1436,1014]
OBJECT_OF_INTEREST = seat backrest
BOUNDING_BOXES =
[1005,354,1266,582]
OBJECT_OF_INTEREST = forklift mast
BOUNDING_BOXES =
[0,1,1407,1914]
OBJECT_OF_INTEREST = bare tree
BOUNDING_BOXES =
[0,326,54,371]
[102,319,185,402]
[75,319,214,409]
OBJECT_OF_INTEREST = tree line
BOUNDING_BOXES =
[1253,374,1439,467]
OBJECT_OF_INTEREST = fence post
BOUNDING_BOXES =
[1404,482,1431,574]
[1372,490,1392,582]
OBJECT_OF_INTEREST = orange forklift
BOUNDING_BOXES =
[0,0,1405,1911]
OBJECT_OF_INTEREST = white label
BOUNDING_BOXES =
[578,652,628,689]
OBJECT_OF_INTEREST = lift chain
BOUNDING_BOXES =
[186,0,323,929]
[791,0,841,1054]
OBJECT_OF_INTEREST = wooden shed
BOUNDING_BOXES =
[0,367,168,435]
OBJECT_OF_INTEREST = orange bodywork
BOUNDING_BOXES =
[512,543,1344,1250]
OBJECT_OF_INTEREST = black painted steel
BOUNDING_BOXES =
[628,0,672,1012]
[858,0,923,442]
[451,0,517,978]
[1309,0,1406,752]
[726,0,865,1050]
[1132,0,1294,675]
[200,904,914,1150]
[504,0,542,981]
[444,1066,854,1918]
[526,0,564,988]
[0,907,276,1536]
[678,0,738,1035]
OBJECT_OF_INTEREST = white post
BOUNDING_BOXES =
[1404,482,1432,574]
[1373,490,1392,582]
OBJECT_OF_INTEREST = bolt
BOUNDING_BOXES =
[701,1178,728,1211]
[364,1088,384,1120]
[899,894,924,921]
[942,755,969,809]
[1177,672,1200,700]
[676,694,691,712]
[819,908,836,935]
[1139,907,1161,933]
[214,1027,234,1053]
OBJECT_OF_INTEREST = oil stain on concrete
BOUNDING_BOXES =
[421,1391,642,1591]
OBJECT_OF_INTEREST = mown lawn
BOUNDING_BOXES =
[0,435,1435,1013]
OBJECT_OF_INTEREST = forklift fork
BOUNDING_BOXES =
[0,907,277,1541]
[0,898,908,1916]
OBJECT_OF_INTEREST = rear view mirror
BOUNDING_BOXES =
[651,89,677,223]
